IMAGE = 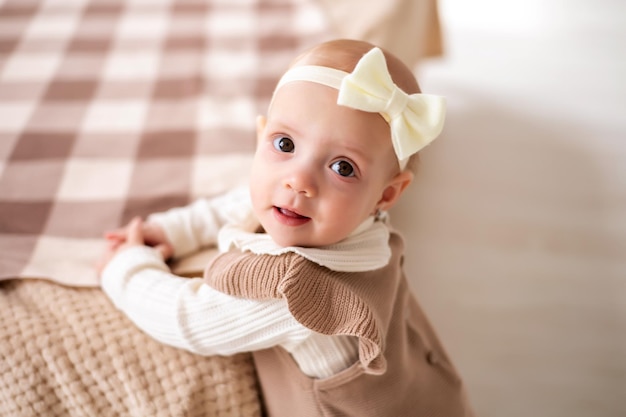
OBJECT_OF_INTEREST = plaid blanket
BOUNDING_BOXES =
[0,0,331,287]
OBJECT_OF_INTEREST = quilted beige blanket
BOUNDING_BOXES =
[0,0,441,415]
[0,279,261,416]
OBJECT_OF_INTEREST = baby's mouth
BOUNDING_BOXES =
[273,206,311,225]
[275,206,309,219]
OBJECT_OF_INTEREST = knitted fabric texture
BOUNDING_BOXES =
[0,279,261,417]
[204,250,387,374]
[203,234,476,417]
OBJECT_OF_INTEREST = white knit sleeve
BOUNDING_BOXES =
[100,246,312,356]
[147,186,253,258]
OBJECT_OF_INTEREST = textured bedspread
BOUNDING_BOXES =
[0,279,262,416]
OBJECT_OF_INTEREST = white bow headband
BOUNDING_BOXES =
[274,47,446,169]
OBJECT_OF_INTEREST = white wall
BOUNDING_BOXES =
[391,1,626,416]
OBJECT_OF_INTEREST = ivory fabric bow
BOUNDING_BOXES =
[337,47,446,167]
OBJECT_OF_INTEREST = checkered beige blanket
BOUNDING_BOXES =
[0,0,441,415]
[0,0,332,287]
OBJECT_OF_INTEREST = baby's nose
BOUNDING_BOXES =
[283,166,317,197]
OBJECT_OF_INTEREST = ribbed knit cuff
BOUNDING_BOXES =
[147,212,198,259]
[100,246,169,308]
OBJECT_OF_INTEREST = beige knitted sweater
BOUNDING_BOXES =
[204,231,475,417]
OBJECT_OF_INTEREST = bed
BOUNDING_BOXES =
[0,0,442,415]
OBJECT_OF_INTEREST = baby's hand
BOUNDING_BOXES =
[96,217,172,277]
[104,218,174,260]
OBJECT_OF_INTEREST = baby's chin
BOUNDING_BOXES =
[265,233,313,248]
[265,230,348,249]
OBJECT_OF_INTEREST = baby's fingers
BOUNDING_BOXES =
[104,230,124,240]
[104,228,126,240]
[153,243,173,261]
[126,217,145,245]
[105,236,123,250]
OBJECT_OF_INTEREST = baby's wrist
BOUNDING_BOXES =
[102,246,168,280]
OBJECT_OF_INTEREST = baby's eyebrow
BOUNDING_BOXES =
[269,119,302,137]
[338,142,375,165]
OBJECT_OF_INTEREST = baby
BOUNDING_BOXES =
[99,39,474,417]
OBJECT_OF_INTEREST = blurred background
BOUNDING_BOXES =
[391,0,626,416]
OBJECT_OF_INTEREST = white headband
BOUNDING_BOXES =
[273,47,446,170]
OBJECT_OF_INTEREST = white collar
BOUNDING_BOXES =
[217,215,391,272]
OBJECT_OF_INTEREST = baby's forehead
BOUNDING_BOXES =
[269,84,397,161]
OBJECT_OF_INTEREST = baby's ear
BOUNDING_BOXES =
[256,115,267,142]
[377,170,414,212]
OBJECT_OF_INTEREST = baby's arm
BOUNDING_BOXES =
[100,239,311,356]
[99,186,251,267]
[98,187,307,354]
[146,186,252,259]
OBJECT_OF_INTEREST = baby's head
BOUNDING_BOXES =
[250,39,445,248]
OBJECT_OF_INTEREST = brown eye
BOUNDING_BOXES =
[273,137,294,153]
[331,160,355,177]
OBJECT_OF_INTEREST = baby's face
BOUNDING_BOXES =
[249,81,401,248]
